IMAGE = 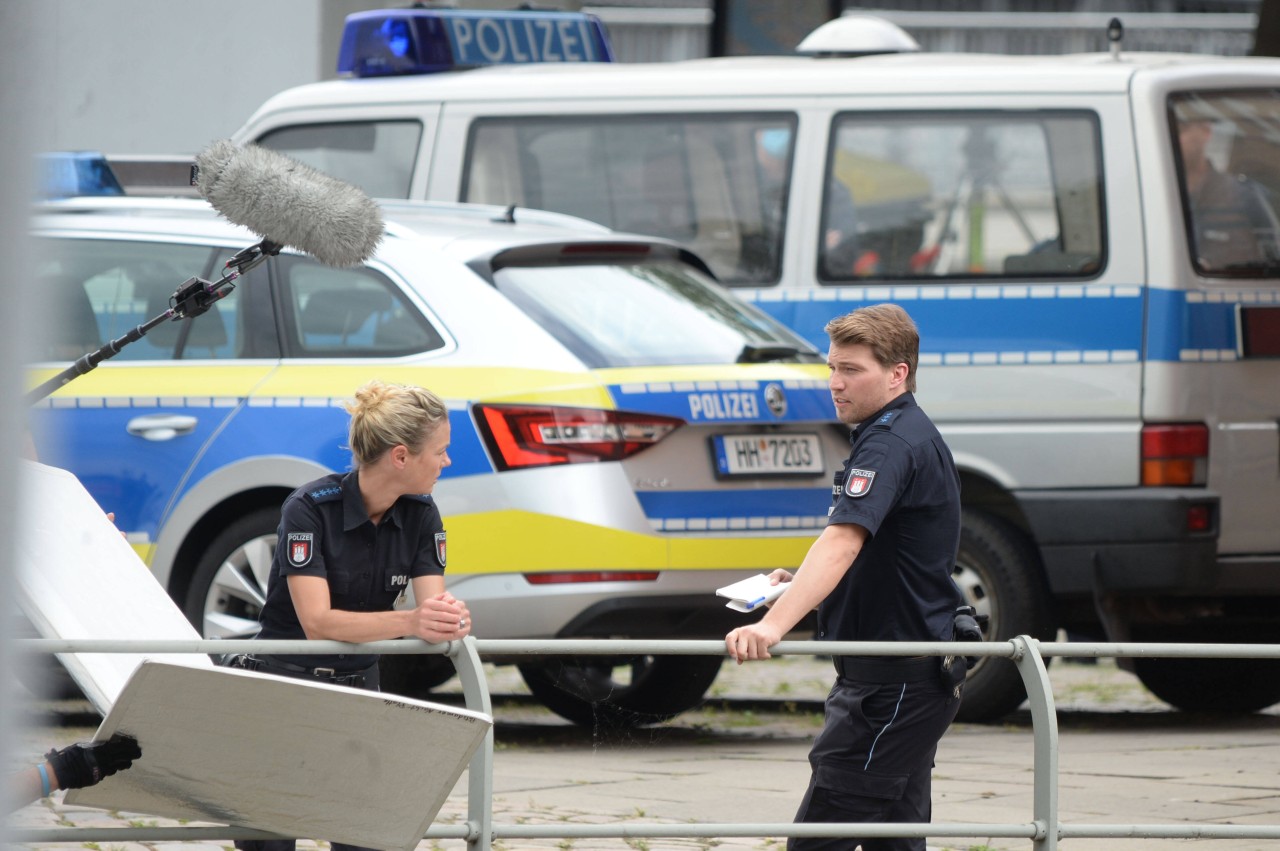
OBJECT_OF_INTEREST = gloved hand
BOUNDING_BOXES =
[45,733,141,790]
[953,606,986,670]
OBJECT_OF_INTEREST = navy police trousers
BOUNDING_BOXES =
[789,658,962,851]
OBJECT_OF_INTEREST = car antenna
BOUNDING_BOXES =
[494,204,517,224]
[1107,17,1123,61]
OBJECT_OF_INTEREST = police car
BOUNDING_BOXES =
[28,188,844,727]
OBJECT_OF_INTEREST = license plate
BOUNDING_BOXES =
[712,433,825,477]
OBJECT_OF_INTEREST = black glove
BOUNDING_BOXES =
[953,606,986,670]
[46,733,141,790]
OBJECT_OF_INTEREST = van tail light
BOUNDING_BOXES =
[476,404,684,471]
[1141,423,1208,486]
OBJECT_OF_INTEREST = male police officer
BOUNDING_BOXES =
[726,303,964,851]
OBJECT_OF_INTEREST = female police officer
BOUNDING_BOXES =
[726,304,964,851]
[233,379,471,851]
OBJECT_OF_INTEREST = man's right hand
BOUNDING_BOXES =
[411,594,470,642]
[725,621,784,664]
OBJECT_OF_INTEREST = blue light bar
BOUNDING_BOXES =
[38,152,125,199]
[337,8,614,78]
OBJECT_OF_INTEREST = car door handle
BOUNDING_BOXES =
[126,414,198,441]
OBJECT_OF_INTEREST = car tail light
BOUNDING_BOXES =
[1141,423,1208,486]
[475,404,683,471]
[525,571,660,584]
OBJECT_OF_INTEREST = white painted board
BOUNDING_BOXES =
[67,661,491,851]
[15,460,214,712]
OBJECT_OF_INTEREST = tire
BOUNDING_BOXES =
[1133,625,1280,713]
[518,654,723,729]
[1134,658,1280,713]
[182,508,280,639]
[952,510,1056,723]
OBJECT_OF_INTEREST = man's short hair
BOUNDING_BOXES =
[825,303,919,393]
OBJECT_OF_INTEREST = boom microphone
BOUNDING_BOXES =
[194,139,384,268]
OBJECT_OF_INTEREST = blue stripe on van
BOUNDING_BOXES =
[741,284,1146,361]
[744,284,1280,363]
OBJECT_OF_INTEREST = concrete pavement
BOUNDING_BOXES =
[9,657,1280,850]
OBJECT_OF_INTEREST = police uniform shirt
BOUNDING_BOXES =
[818,392,962,644]
[256,470,447,670]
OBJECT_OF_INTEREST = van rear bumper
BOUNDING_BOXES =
[1015,488,1220,595]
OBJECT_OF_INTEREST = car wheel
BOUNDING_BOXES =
[1133,625,1280,713]
[952,509,1056,723]
[518,654,723,728]
[183,508,280,639]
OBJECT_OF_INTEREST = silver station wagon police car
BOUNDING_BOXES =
[28,194,846,727]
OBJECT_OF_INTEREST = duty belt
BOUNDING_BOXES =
[232,654,375,687]
[834,655,938,683]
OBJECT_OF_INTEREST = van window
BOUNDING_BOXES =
[256,121,422,199]
[1170,91,1280,277]
[33,238,242,362]
[279,256,446,358]
[463,114,796,286]
[819,111,1105,282]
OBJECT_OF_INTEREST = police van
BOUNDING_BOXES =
[225,7,1280,719]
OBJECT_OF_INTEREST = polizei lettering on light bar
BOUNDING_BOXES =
[337,8,614,77]
[449,15,606,64]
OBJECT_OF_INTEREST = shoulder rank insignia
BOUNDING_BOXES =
[873,410,898,428]
[307,485,342,503]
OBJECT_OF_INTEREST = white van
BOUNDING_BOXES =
[233,9,1280,719]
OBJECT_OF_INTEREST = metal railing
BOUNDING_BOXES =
[11,636,1280,849]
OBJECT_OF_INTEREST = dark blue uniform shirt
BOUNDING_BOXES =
[818,392,962,644]
[256,470,446,671]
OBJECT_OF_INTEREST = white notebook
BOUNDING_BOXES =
[716,573,788,613]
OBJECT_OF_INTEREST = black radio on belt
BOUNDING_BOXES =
[938,605,988,692]
[952,605,988,669]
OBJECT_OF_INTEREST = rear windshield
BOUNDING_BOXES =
[1170,90,1280,278]
[491,260,820,368]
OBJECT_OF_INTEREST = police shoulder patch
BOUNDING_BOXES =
[434,531,447,568]
[843,468,876,498]
[286,532,315,567]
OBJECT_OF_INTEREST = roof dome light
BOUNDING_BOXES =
[796,15,921,58]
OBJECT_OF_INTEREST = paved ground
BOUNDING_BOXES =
[9,657,1280,851]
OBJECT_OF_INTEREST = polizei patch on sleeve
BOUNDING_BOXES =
[844,468,876,498]
[435,531,447,568]
[287,532,314,567]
